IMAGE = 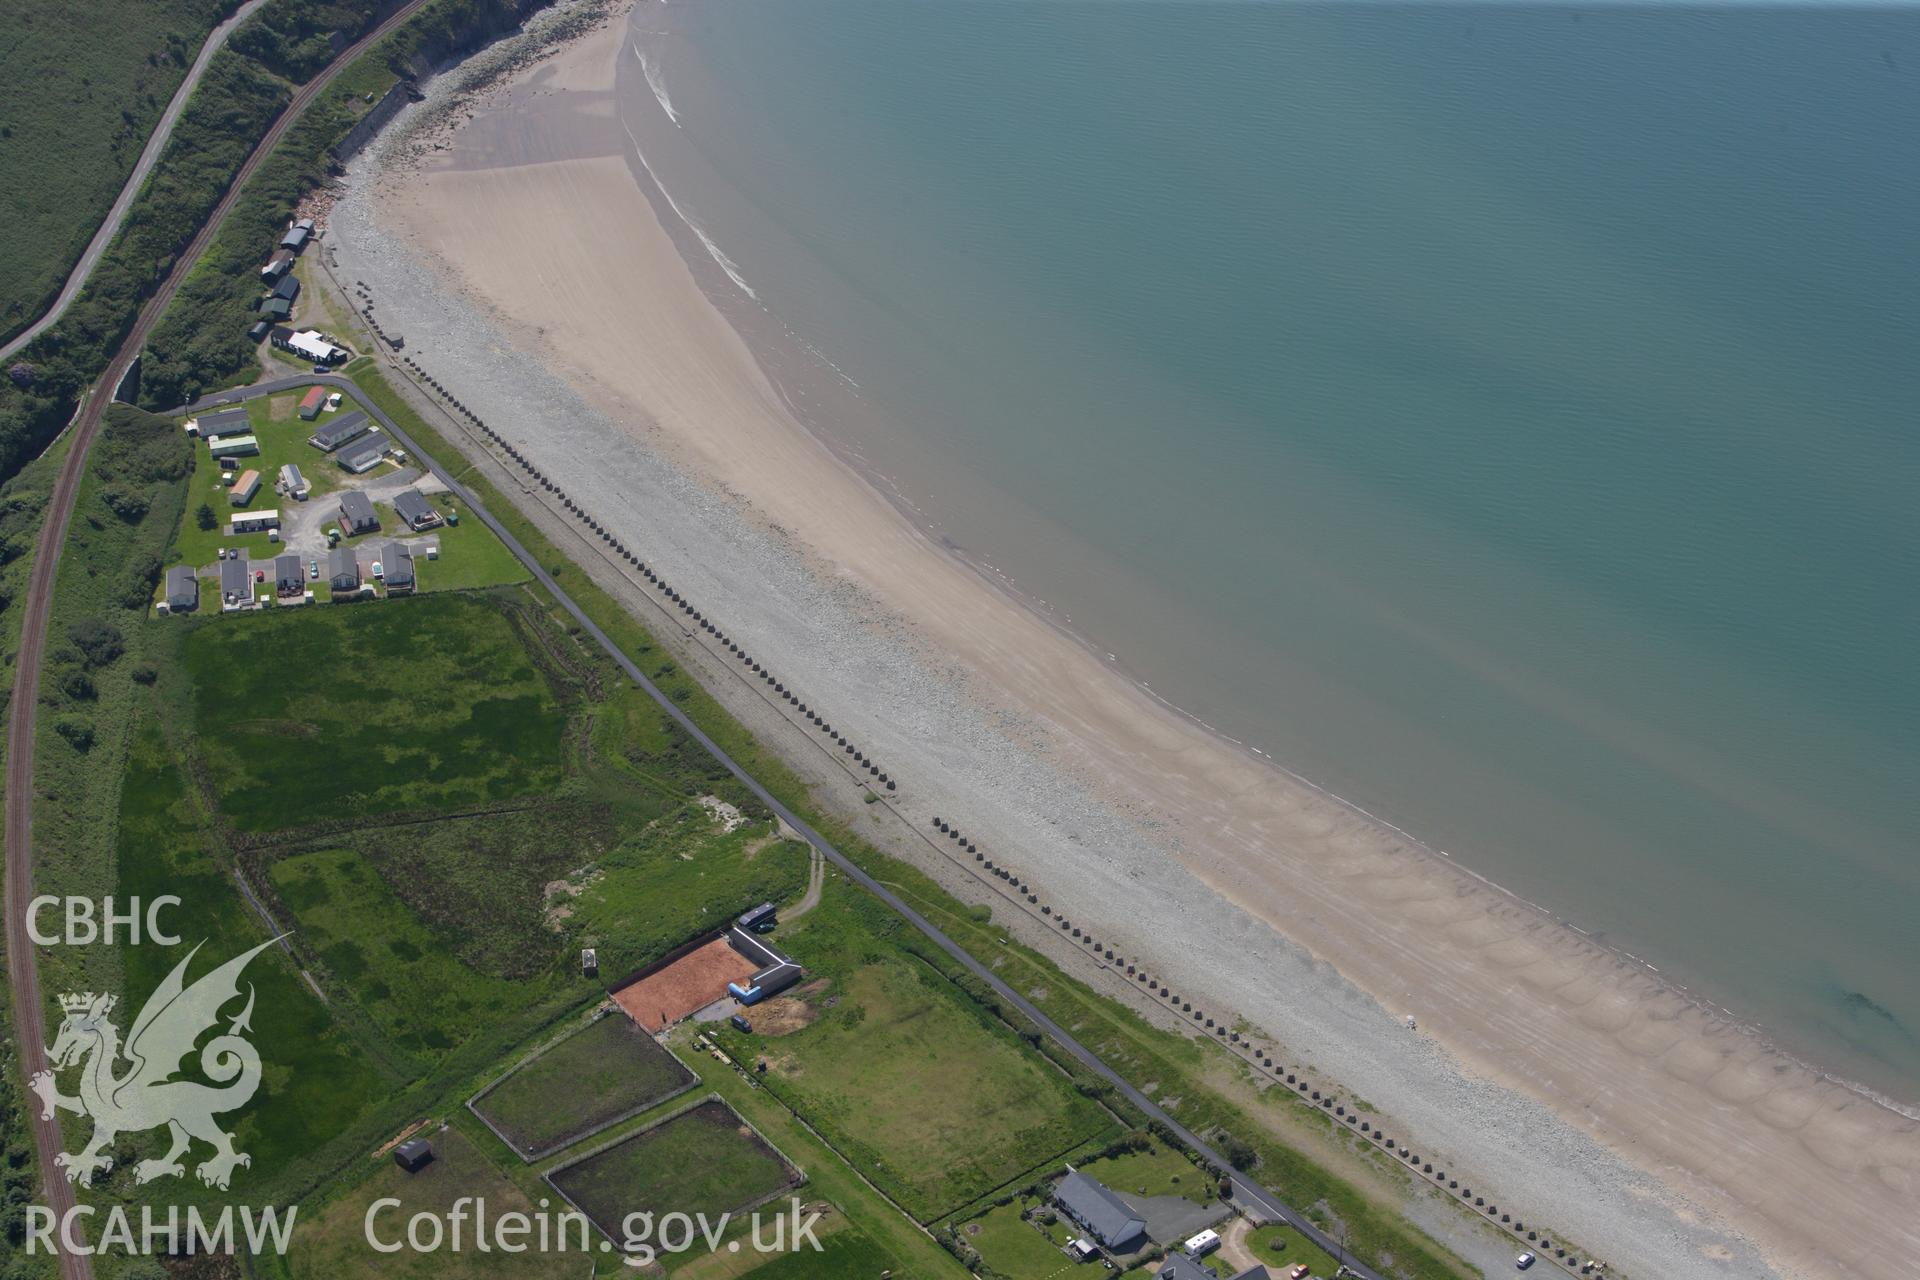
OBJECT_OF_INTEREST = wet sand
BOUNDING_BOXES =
[327,8,1920,1278]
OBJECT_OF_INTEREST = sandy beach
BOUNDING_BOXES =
[325,7,1919,1277]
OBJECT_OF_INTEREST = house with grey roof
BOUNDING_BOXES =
[274,554,306,597]
[163,566,198,614]
[1053,1170,1146,1252]
[393,488,440,531]
[279,222,312,253]
[338,490,379,536]
[271,274,300,303]
[335,434,386,475]
[308,409,369,451]
[378,542,414,593]
[1156,1254,1269,1280]
[328,545,361,595]
[218,554,254,612]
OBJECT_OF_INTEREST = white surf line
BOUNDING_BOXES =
[619,114,758,299]
[631,39,680,125]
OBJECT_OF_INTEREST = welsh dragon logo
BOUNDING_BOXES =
[30,939,275,1190]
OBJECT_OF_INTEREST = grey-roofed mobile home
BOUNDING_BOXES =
[335,434,386,475]
[248,319,271,343]
[218,554,254,611]
[274,554,305,595]
[393,488,440,531]
[163,566,198,613]
[379,541,414,592]
[261,297,293,321]
[1053,1170,1146,1252]
[328,545,360,593]
[278,462,309,499]
[338,490,379,535]
[308,409,369,451]
[193,406,252,439]
[279,223,312,252]
[271,274,300,303]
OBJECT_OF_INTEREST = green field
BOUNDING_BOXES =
[289,1126,582,1279]
[0,0,230,342]
[549,1100,800,1246]
[474,1011,695,1159]
[708,1228,902,1280]
[1247,1223,1343,1279]
[182,591,567,830]
[742,959,1117,1222]
[271,846,524,1058]
[962,1201,1076,1280]
[1077,1138,1211,1204]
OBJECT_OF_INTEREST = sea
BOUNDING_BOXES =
[621,0,1920,1105]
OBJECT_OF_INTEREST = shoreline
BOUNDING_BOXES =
[321,8,1920,1278]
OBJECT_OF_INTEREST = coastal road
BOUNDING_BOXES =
[182,374,1388,1280]
[0,0,269,361]
[2,4,436,1275]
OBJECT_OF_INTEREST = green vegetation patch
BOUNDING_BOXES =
[1076,1137,1210,1205]
[744,960,1116,1223]
[270,846,524,1059]
[1247,1223,1344,1279]
[289,1125,581,1279]
[961,1200,1074,1280]
[183,591,566,830]
[473,1011,696,1160]
[548,1099,801,1246]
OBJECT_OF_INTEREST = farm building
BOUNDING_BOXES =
[190,406,251,439]
[271,274,300,304]
[338,491,379,536]
[1053,1170,1146,1253]
[278,463,309,500]
[229,470,261,506]
[328,545,360,593]
[231,509,280,535]
[274,554,305,596]
[1158,1254,1268,1280]
[725,927,802,1006]
[276,328,347,364]
[378,542,414,593]
[393,488,440,531]
[737,903,777,933]
[261,249,295,281]
[248,319,271,343]
[209,435,259,460]
[218,555,255,611]
[308,410,369,451]
[162,566,198,614]
[336,435,386,475]
[392,1139,432,1173]
[298,386,327,419]
[260,297,292,322]
[279,220,313,252]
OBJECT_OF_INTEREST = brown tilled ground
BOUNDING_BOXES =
[611,936,756,1029]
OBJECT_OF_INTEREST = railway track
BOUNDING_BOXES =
[2,3,433,1273]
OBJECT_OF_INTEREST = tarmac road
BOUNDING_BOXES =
[0,0,270,361]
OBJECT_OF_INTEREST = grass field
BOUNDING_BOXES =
[183,591,567,830]
[698,1227,901,1280]
[115,707,389,1198]
[0,0,229,342]
[1247,1222,1344,1279]
[549,1100,800,1249]
[740,959,1117,1223]
[288,1126,582,1279]
[962,1201,1076,1280]
[474,1011,696,1159]
[1077,1138,1211,1204]
[270,846,525,1059]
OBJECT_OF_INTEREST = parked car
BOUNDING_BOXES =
[308,559,319,581]
[730,1014,752,1033]
[1516,1253,1537,1271]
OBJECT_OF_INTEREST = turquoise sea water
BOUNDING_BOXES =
[630,1,1920,1100]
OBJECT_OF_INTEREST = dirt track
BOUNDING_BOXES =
[2,6,433,1273]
